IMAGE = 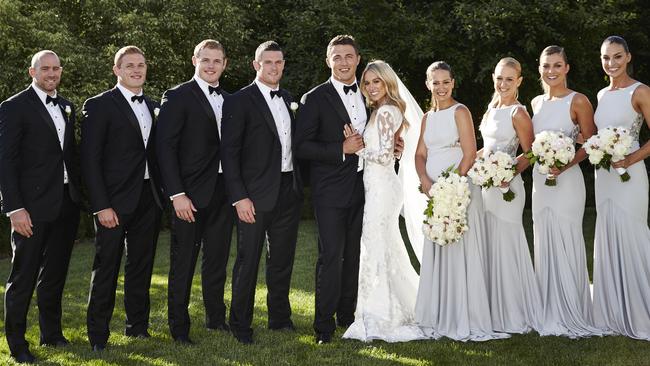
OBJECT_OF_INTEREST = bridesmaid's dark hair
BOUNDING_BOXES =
[602,35,630,53]
[426,61,454,111]
[539,45,569,94]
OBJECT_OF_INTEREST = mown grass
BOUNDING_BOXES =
[1,209,650,365]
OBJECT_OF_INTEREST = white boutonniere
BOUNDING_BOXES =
[290,102,299,117]
[154,107,160,118]
[64,105,72,117]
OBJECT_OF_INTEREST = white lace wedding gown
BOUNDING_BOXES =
[592,82,650,340]
[342,104,425,342]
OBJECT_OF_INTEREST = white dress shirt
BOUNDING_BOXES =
[193,75,225,173]
[254,79,293,172]
[116,83,152,180]
[330,77,367,171]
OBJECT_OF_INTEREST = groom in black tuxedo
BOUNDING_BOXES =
[294,35,367,344]
[0,50,81,363]
[156,39,234,344]
[222,41,303,344]
[82,46,163,351]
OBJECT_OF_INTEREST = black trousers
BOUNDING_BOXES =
[229,173,302,338]
[4,187,79,356]
[313,174,364,335]
[86,183,161,346]
[167,176,234,339]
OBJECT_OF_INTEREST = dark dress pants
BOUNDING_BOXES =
[313,172,364,336]
[86,183,161,346]
[4,187,79,356]
[167,176,234,339]
[229,173,302,338]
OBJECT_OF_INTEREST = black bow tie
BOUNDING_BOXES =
[208,85,222,95]
[270,90,281,99]
[131,95,145,103]
[46,95,59,106]
[343,84,358,95]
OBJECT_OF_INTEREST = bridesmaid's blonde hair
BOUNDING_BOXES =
[361,60,409,131]
[481,57,522,124]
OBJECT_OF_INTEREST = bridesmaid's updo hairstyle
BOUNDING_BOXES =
[361,60,409,130]
[482,57,522,124]
[425,61,454,112]
[539,45,568,93]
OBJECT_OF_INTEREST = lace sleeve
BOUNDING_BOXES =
[357,107,400,166]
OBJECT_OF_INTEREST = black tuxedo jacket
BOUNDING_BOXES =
[294,80,368,208]
[0,86,81,221]
[221,82,303,211]
[156,79,229,209]
[81,87,163,214]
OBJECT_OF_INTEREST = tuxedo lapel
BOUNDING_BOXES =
[109,88,143,140]
[281,89,295,125]
[323,81,351,126]
[26,87,58,139]
[59,100,73,151]
[189,80,217,124]
[250,83,280,141]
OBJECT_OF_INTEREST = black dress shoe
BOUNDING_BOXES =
[233,333,253,345]
[41,337,70,347]
[207,323,230,332]
[92,343,106,352]
[12,350,36,364]
[126,330,151,339]
[316,333,332,344]
[174,336,194,345]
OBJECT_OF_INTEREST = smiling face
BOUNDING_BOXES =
[600,41,631,79]
[113,53,147,93]
[253,50,284,88]
[362,69,387,103]
[427,69,455,104]
[539,53,569,89]
[192,47,227,85]
[493,63,522,100]
[29,53,62,95]
[326,44,361,85]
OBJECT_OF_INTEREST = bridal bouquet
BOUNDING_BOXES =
[422,167,471,246]
[583,126,633,182]
[525,131,575,186]
[467,151,517,201]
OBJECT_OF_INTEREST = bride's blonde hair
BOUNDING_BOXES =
[360,60,410,131]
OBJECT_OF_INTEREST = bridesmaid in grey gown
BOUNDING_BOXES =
[480,57,542,334]
[414,61,508,341]
[592,36,650,340]
[530,45,602,338]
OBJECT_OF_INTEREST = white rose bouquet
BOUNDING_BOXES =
[422,166,471,246]
[583,126,633,182]
[467,151,517,201]
[525,131,575,186]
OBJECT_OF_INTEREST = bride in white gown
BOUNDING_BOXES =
[342,60,425,342]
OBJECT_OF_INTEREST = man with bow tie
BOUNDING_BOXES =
[0,50,82,364]
[221,40,303,344]
[156,39,234,344]
[81,45,163,351]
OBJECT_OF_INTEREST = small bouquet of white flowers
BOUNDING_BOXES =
[422,166,471,246]
[467,151,517,201]
[583,126,633,182]
[525,131,575,186]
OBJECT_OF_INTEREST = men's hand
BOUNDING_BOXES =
[172,194,197,223]
[394,135,404,159]
[343,126,364,154]
[235,198,256,224]
[10,209,33,238]
[97,208,120,228]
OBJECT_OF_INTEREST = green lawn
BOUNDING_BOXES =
[1,209,650,365]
